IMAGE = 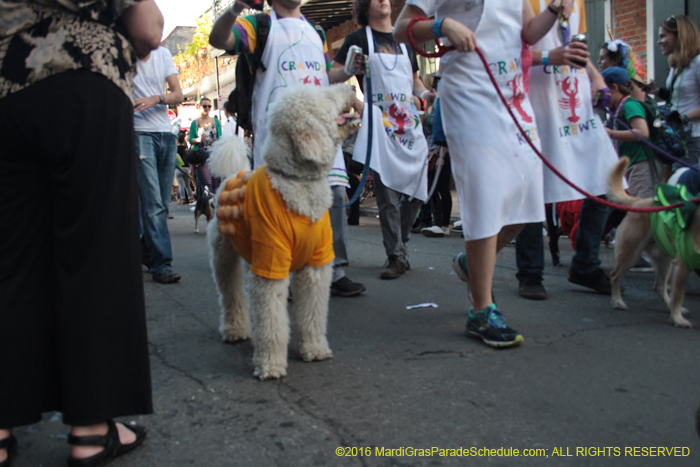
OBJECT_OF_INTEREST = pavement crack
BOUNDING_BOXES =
[275,382,366,467]
[149,342,208,391]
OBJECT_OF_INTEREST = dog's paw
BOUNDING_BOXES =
[681,306,689,315]
[254,364,287,380]
[298,344,333,362]
[672,316,693,328]
[221,330,251,343]
[611,298,627,310]
[194,229,199,234]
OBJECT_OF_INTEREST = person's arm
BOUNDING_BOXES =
[395,4,477,52]
[522,0,574,46]
[412,72,435,102]
[189,121,199,145]
[606,116,649,141]
[209,0,251,51]
[120,0,164,58]
[134,74,184,112]
[328,61,352,84]
[586,59,608,96]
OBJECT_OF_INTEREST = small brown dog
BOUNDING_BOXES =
[607,157,699,327]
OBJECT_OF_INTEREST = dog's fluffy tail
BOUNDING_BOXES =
[607,156,641,206]
[208,136,251,179]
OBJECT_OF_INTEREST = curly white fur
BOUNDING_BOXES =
[207,84,358,379]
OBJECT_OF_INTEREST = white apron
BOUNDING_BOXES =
[529,0,618,203]
[352,26,428,201]
[252,10,348,186]
[435,0,544,241]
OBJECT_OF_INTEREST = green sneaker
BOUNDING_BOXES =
[466,304,523,348]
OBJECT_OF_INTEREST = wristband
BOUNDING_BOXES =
[547,3,558,15]
[542,50,550,67]
[158,95,165,104]
[433,18,444,38]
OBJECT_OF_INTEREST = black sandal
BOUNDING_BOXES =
[67,420,146,467]
[0,434,17,467]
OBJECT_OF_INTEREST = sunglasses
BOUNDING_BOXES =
[201,105,211,108]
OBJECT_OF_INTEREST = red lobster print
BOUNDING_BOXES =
[558,77,581,123]
[506,74,533,123]
[388,103,414,135]
[299,76,323,86]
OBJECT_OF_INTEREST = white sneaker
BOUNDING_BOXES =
[422,225,448,237]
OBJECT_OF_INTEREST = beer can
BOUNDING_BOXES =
[344,45,363,76]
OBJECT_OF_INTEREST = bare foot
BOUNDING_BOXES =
[70,422,137,459]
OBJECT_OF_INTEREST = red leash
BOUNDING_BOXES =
[406,17,699,214]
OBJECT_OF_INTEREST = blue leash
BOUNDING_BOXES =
[606,108,698,172]
[336,58,373,208]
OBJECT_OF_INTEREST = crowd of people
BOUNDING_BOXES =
[1,0,700,465]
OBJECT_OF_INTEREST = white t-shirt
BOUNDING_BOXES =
[223,115,237,137]
[134,47,179,132]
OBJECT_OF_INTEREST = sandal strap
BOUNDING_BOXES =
[67,420,116,447]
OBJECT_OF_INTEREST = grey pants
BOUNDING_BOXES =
[625,157,661,199]
[330,185,349,283]
[372,170,423,263]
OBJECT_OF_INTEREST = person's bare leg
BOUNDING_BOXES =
[70,423,137,459]
[466,224,525,311]
[466,235,498,311]
[496,223,525,252]
[0,428,10,462]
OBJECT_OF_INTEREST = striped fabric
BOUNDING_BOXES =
[232,12,332,70]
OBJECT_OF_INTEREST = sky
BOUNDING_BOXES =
[156,0,207,40]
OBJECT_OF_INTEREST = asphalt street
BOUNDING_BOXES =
[12,197,700,467]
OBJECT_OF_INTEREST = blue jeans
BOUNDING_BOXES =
[135,131,177,275]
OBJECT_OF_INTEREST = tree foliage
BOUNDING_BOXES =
[173,15,215,90]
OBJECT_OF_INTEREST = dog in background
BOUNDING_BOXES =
[607,156,700,327]
[194,186,213,234]
[207,84,361,379]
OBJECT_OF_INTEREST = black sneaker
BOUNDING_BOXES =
[519,276,547,300]
[330,276,366,297]
[153,270,181,284]
[568,267,611,294]
[466,304,523,348]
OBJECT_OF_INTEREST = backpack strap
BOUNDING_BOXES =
[306,17,326,44]
[251,12,270,73]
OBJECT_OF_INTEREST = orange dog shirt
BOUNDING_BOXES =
[225,165,334,279]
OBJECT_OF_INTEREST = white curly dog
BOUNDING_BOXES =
[206,84,360,380]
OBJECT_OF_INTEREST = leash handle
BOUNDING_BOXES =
[406,17,455,58]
